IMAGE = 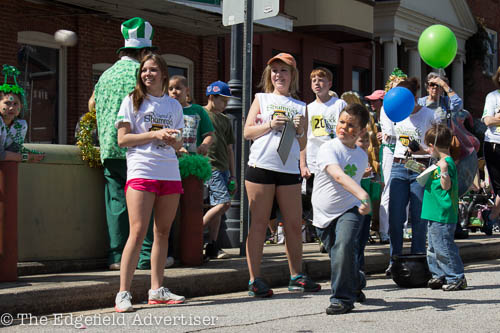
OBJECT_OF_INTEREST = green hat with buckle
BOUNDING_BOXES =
[117,17,157,53]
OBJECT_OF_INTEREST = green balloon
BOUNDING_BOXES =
[418,25,457,69]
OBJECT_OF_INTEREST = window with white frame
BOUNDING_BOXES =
[484,28,498,76]
[161,54,194,99]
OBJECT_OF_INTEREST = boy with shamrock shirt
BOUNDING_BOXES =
[312,103,371,315]
[422,124,467,291]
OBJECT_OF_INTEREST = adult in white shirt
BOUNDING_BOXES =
[387,78,438,274]
[481,66,500,226]
[114,54,185,312]
[244,53,320,298]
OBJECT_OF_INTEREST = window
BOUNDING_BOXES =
[162,54,194,95]
[17,31,66,144]
[352,67,370,96]
[484,28,498,76]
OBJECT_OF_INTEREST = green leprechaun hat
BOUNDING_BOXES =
[117,17,157,53]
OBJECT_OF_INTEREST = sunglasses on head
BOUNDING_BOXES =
[428,82,440,88]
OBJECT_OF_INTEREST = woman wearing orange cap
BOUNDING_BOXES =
[243,53,321,297]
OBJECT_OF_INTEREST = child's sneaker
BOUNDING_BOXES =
[115,291,133,313]
[442,278,467,291]
[148,287,185,304]
[248,278,273,298]
[288,274,321,292]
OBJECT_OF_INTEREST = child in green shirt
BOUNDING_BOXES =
[422,124,466,291]
[168,75,214,155]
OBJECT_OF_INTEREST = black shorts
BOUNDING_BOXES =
[245,166,301,186]
[484,141,500,196]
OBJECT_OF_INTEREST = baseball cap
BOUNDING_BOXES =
[267,53,297,69]
[206,81,232,97]
[365,90,385,100]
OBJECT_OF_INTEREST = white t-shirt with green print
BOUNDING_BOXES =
[311,137,368,228]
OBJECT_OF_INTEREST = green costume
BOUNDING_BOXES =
[94,58,153,268]
[421,157,458,224]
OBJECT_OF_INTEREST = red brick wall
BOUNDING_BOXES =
[465,0,500,117]
[2,0,219,143]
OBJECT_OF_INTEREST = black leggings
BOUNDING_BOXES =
[484,141,500,196]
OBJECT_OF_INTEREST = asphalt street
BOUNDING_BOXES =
[2,259,500,332]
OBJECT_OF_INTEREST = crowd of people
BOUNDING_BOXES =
[2,16,500,316]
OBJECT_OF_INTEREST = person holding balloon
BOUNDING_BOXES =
[378,68,408,246]
[383,77,438,273]
[417,72,462,123]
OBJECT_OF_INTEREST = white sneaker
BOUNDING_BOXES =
[216,250,230,259]
[115,291,133,313]
[165,256,175,268]
[148,287,185,305]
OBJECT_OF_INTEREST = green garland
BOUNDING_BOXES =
[178,154,212,182]
[76,108,101,167]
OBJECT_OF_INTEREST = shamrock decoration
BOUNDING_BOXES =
[344,164,357,177]
[0,64,27,113]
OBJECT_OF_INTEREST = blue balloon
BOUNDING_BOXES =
[383,87,415,122]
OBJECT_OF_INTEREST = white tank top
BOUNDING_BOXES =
[248,93,306,174]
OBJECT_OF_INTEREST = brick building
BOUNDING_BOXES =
[1,0,376,145]
[465,0,500,117]
[1,0,221,144]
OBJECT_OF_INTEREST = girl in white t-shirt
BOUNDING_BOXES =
[114,54,185,312]
[243,53,320,297]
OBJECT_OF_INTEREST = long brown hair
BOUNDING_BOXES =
[131,53,169,112]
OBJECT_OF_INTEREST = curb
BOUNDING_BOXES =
[1,236,499,316]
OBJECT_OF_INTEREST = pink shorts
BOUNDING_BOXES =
[125,178,184,196]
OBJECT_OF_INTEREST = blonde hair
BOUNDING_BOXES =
[131,54,169,112]
[258,60,299,98]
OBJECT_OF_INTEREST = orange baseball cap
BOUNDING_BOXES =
[267,53,296,69]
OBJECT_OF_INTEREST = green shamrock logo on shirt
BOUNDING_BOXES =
[344,164,357,177]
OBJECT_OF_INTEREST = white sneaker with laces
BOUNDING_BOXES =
[148,287,185,305]
[115,291,133,313]
[216,250,230,259]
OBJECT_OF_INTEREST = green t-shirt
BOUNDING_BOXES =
[94,58,139,162]
[182,104,214,153]
[207,110,235,171]
[421,156,458,224]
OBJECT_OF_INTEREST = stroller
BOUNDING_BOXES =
[455,161,495,239]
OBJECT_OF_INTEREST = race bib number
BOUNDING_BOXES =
[399,135,410,147]
[311,115,328,137]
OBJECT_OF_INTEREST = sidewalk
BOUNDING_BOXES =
[1,234,499,316]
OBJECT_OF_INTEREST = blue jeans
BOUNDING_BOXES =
[427,221,464,283]
[357,214,372,271]
[207,170,231,205]
[388,163,427,261]
[316,207,366,306]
